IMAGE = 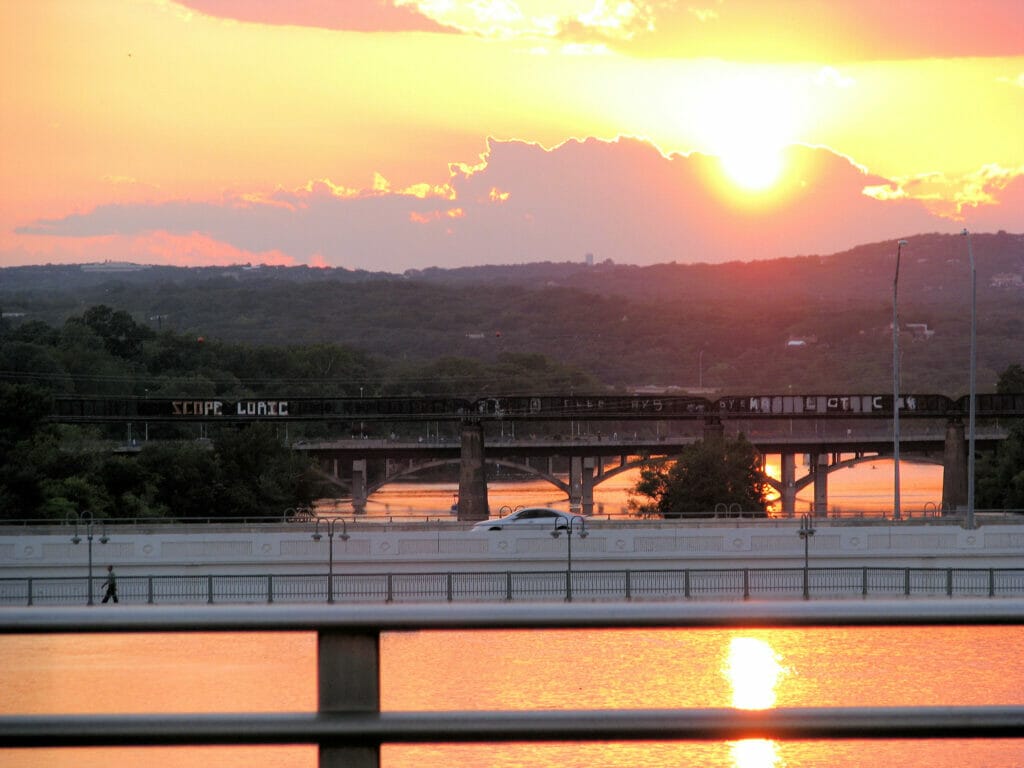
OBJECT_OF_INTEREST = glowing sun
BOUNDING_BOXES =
[695,70,802,193]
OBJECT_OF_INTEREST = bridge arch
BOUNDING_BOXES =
[366,458,568,497]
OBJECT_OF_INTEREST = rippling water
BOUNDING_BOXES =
[2,625,1022,767]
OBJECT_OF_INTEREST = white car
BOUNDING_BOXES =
[471,507,583,532]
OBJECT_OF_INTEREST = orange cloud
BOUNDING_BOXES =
[864,164,1024,220]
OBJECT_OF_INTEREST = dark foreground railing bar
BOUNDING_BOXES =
[3,599,1024,634]
[4,706,1024,748]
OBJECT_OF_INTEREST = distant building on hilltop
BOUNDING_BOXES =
[80,261,150,273]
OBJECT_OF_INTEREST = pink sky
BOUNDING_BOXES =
[2,1,1023,271]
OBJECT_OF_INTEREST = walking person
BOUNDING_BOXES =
[101,564,118,604]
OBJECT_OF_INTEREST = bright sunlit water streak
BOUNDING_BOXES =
[726,637,787,768]
[727,637,786,709]
[3,627,1023,767]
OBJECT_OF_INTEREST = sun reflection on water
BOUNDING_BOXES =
[726,636,787,768]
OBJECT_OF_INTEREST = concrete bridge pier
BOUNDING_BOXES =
[569,456,584,512]
[351,460,367,513]
[581,458,596,515]
[780,453,797,517]
[812,452,829,515]
[457,422,489,522]
[703,417,725,443]
[942,417,968,513]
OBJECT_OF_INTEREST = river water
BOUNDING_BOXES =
[346,459,944,519]
[7,461,1012,768]
[2,626,1022,767]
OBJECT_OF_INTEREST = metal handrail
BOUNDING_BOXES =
[4,599,1024,632]
[4,566,1024,606]
[3,601,1024,762]
[4,707,1024,747]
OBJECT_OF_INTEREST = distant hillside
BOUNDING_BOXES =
[2,231,1022,394]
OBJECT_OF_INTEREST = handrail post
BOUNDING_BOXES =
[318,628,380,768]
[990,568,995,597]
[946,569,953,597]
[862,566,868,598]
[505,572,512,601]
[904,568,910,596]
[743,569,750,600]
[446,572,453,602]
[147,576,154,605]
[207,574,214,604]
[267,574,274,604]
[684,569,691,598]
[625,570,632,601]
[26,577,33,607]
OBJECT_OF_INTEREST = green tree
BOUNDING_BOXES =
[997,363,1024,394]
[214,423,316,518]
[74,305,152,359]
[631,436,768,517]
[976,422,1024,511]
[975,363,1024,510]
[136,442,222,519]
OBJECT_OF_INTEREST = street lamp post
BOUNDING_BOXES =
[962,229,977,530]
[798,514,816,600]
[311,517,349,604]
[551,516,587,602]
[892,238,908,521]
[68,511,108,606]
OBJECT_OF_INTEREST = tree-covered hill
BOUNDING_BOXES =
[2,231,1022,394]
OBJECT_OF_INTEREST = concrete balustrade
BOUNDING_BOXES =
[3,518,1023,580]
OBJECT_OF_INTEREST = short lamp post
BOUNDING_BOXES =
[311,517,349,604]
[798,514,816,600]
[551,516,587,602]
[68,510,108,606]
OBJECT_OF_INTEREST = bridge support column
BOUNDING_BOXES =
[942,417,967,514]
[351,460,367,514]
[780,453,797,517]
[569,456,584,512]
[457,422,489,522]
[703,417,724,443]
[812,453,828,516]
[581,458,596,515]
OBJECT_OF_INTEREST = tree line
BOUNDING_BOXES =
[2,306,1021,520]
[0,306,598,520]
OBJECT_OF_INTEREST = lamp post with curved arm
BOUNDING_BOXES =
[551,516,587,602]
[311,517,349,604]
[68,511,108,606]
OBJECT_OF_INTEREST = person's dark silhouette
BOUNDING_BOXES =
[101,565,118,604]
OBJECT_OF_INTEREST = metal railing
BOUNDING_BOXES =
[2,601,1024,768]
[4,566,1024,606]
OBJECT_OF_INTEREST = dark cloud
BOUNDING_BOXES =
[19,139,1017,271]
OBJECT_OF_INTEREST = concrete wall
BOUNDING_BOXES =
[3,519,1024,579]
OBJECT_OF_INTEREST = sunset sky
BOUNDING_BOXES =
[2,0,1023,272]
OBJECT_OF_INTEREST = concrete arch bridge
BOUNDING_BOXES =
[304,426,980,517]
